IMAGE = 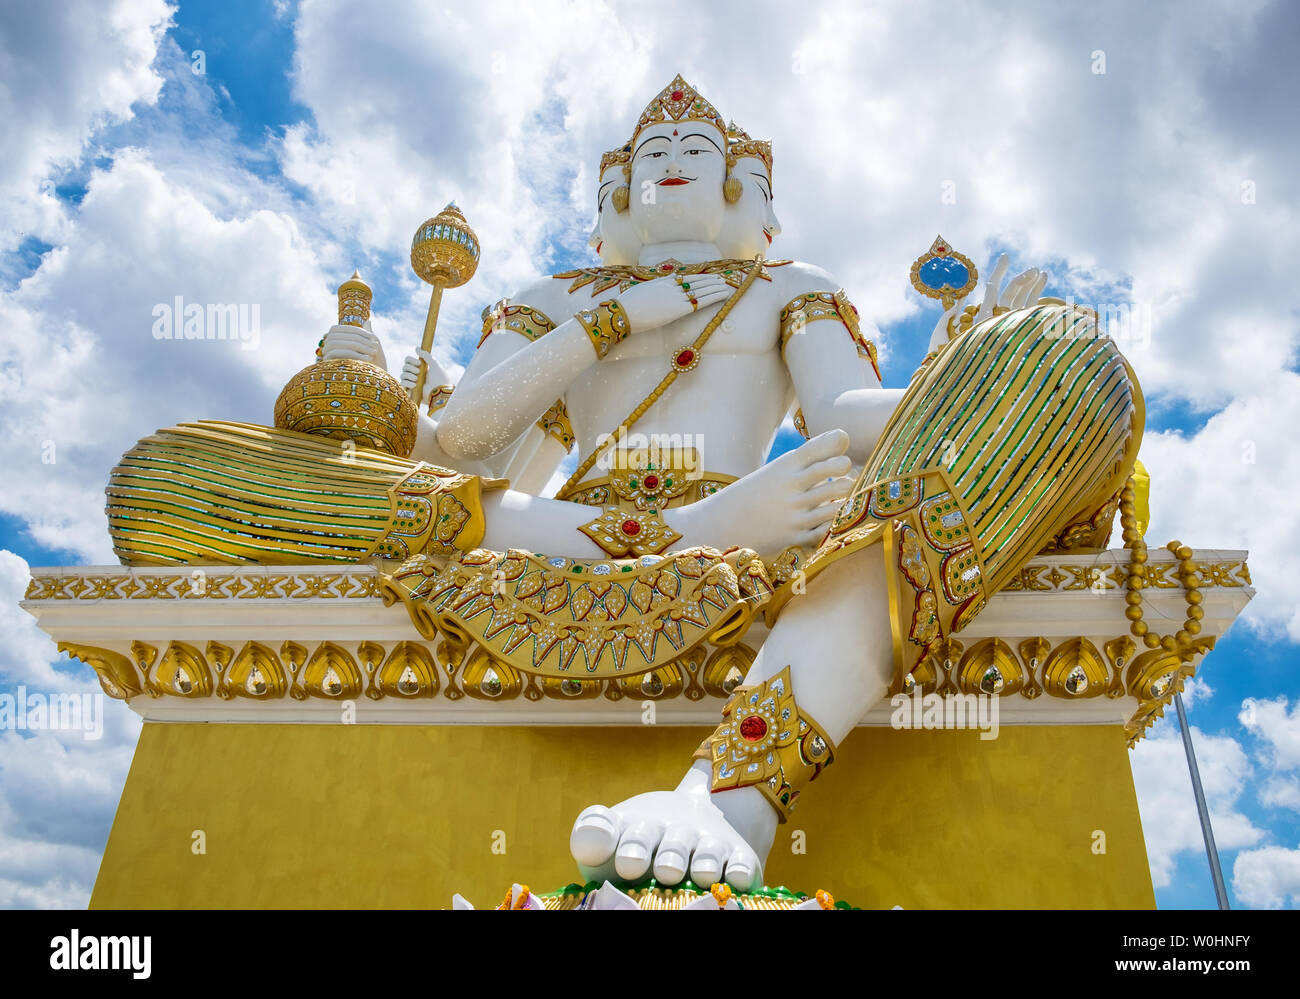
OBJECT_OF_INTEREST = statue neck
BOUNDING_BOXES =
[637,241,722,266]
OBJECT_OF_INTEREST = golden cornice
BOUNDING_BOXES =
[24,557,1251,603]
[55,631,1211,744]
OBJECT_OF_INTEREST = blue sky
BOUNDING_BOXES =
[0,0,1297,908]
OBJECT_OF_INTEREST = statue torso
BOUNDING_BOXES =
[552,262,804,482]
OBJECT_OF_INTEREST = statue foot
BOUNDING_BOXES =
[569,763,776,891]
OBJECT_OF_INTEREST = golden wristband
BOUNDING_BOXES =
[575,299,630,359]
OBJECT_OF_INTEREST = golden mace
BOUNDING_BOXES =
[408,202,480,404]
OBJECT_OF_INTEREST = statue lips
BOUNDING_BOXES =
[657,177,693,186]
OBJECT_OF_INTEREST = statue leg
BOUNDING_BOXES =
[569,544,891,888]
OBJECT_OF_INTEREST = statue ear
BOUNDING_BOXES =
[723,153,742,204]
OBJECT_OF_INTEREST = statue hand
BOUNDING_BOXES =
[399,348,451,406]
[321,324,388,369]
[613,273,732,335]
[672,429,854,562]
[930,256,1051,351]
[969,254,1049,324]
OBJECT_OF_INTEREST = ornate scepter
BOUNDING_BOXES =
[409,203,480,404]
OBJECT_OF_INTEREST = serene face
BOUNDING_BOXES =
[589,162,641,266]
[715,158,781,259]
[627,121,728,245]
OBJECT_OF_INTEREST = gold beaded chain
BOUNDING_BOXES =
[555,256,765,500]
[1120,475,1204,658]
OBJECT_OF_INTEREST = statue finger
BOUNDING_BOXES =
[1029,270,1049,302]
[803,475,854,509]
[977,254,1009,318]
[796,453,853,489]
[998,270,1031,309]
[789,428,850,466]
[799,499,844,531]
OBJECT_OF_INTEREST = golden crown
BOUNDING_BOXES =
[599,143,632,176]
[726,121,773,181]
[632,74,728,146]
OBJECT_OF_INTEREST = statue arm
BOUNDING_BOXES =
[778,265,904,464]
[434,282,595,461]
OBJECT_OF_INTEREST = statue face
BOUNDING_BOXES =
[589,163,641,266]
[627,122,728,245]
[715,158,781,259]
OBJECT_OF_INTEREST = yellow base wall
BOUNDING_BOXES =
[91,722,1154,909]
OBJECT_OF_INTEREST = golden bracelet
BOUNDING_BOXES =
[693,665,835,822]
[578,507,682,558]
[575,299,630,359]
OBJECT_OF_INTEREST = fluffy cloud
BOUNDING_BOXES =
[1138,374,1300,640]
[1232,843,1300,909]
[0,551,141,908]
[0,0,172,251]
[1130,715,1265,889]
[1240,696,1300,770]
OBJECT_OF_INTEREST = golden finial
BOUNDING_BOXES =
[408,203,481,403]
[337,271,372,328]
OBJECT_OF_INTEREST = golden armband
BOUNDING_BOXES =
[692,665,835,822]
[478,301,557,348]
[536,398,575,452]
[574,300,630,359]
[578,507,682,558]
[779,289,881,382]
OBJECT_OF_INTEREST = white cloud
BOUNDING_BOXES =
[1240,696,1300,771]
[1138,374,1300,640]
[0,550,143,908]
[1130,717,1265,889]
[0,0,172,251]
[1259,777,1300,813]
[1232,843,1300,909]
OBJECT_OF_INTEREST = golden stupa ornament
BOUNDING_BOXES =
[273,272,419,457]
[409,203,480,403]
[909,235,978,310]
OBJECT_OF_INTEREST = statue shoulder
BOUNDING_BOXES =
[769,260,844,300]
[476,277,573,349]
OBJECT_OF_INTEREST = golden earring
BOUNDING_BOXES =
[613,164,631,213]
[723,155,742,203]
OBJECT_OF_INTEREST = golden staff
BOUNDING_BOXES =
[409,203,480,404]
